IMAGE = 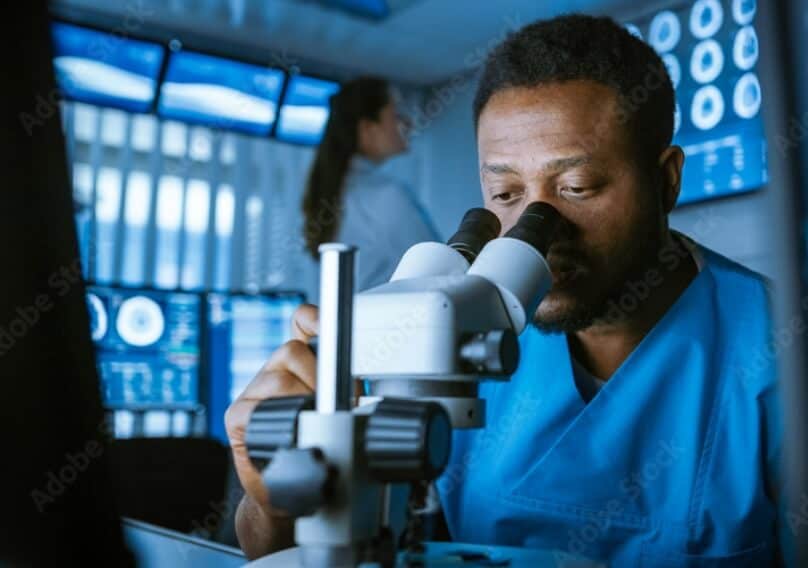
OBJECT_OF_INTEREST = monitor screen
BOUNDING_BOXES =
[158,50,286,136]
[86,285,202,408]
[275,75,341,145]
[50,22,165,113]
[626,0,766,205]
[205,292,304,441]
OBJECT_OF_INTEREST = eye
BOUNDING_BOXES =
[560,185,586,195]
[490,189,523,204]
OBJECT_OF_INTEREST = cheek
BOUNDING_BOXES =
[578,197,651,266]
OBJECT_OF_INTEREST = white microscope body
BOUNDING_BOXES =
[246,203,563,567]
[354,204,557,428]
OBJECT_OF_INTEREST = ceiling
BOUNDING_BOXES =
[50,0,671,86]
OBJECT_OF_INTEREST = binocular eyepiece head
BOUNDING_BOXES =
[447,202,564,263]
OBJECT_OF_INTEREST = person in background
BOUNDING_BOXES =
[302,76,439,291]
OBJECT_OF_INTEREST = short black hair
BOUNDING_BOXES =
[473,14,675,164]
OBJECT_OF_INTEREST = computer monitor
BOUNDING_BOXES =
[50,21,165,113]
[274,75,341,145]
[625,0,766,205]
[157,50,286,136]
[86,285,203,409]
[204,291,304,442]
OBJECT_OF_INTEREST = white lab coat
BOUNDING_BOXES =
[329,156,439,292]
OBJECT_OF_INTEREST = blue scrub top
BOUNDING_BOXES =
[438,242,784,565]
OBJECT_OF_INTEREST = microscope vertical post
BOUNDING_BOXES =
[316,243,356,413]
[296,243,385,566]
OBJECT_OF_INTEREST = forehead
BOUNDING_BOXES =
[477,81,630,166]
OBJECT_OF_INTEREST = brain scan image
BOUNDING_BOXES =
[691,39,725,84]
[733,25,759,71]
[87,293,108,342]
[649,11,681,53]
[691,85,726,130]
[116,295,166,347]
[734,72,762,119]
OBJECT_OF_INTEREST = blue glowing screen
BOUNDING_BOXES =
[158,50,286,135]
[627,0,766,205]
[275,75,341,145]
[86,285,202,408]
[51,22,165,113]
[205,292,304,442]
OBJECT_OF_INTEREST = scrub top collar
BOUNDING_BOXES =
[348,154,382,178]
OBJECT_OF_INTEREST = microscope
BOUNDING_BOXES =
[244,203,565,567]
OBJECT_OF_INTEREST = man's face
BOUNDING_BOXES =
[477,80,667,332]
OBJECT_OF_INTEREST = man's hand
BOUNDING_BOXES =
[224,304,319,558]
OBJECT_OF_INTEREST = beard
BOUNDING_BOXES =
[533,301,601,333]
[531,225,668,334]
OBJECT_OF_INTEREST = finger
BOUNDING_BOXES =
[238,370,313,403]
[264,340,317,390]
[225,375,306,444]
[292,304,319,342]
[231,447,269,506]
[225,372,312,501]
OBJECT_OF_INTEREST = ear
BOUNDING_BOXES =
[657,146,685,213]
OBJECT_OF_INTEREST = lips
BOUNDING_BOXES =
[551,266,582,285]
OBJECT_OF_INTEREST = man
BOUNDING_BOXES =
[225,14,783,564]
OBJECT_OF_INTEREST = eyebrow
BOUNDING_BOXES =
[481,155,592,177]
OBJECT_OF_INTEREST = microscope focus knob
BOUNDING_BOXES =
[245,395,315,471]
[365,399,452,483]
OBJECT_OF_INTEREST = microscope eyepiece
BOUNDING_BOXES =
[503,202,563,257]
[447,208,501,263]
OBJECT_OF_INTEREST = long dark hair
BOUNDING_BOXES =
[302,76,390,257]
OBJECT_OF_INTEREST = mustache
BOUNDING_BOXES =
[545,244,588,267]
